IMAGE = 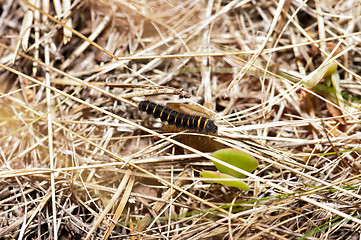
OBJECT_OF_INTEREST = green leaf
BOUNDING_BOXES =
[211,149,258,178]
[200,171,250,191]
[302,63,338,89]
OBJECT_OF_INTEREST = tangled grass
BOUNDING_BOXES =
[1,0,361,239]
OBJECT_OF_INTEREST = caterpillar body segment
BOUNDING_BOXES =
[138,101,218,134]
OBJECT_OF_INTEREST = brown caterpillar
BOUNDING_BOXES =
[138,101,218,134]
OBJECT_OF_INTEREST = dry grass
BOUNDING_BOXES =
[1,0,361,239]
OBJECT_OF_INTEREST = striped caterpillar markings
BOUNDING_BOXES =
[138,101,218,134]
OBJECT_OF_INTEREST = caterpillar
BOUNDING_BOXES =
[138,101,218,134]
